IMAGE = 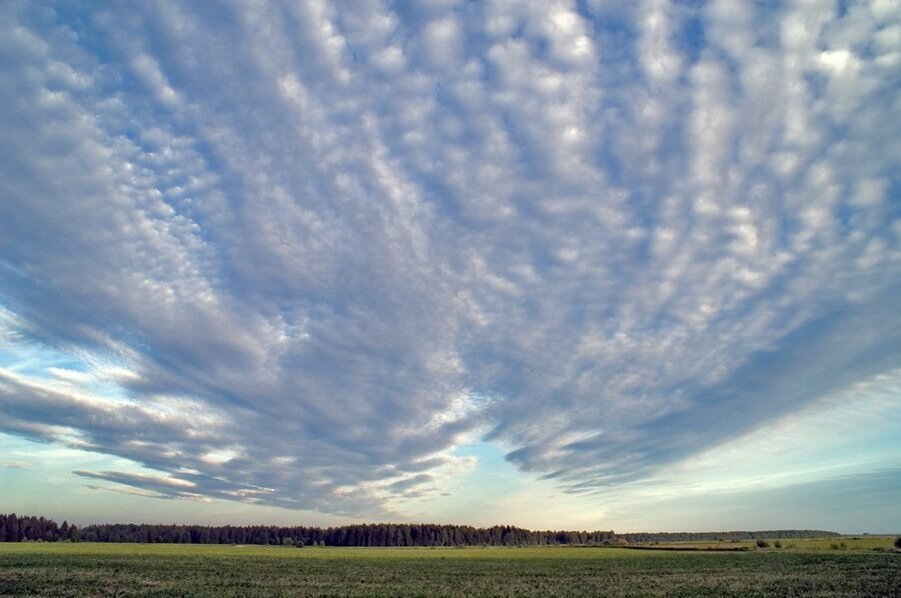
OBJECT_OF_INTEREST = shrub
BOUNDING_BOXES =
[894,536,901,550]
[773,540,782,549]
[756,540,769,548]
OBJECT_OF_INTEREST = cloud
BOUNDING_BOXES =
[0,0,898,520]
[2,460,32,470]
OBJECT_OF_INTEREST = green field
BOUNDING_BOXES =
[1,541,898,596]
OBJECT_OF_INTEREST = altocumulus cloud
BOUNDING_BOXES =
[0,0,898,517]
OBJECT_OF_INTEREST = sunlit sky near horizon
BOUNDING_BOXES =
[1,0,899,534]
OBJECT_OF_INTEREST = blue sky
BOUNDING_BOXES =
[1,0,899,533]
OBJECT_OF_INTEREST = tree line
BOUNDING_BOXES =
[81,523,617,546]
[0,513,837,546]
[0,513,613,546]
[0,514,78,543]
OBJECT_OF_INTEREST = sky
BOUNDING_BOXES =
[0,0,899,534]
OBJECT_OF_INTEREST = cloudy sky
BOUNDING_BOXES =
[1,0,899,533]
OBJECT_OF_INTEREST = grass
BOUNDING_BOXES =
[0,542,899,596]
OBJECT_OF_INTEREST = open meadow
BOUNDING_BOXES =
[1,540,898,597]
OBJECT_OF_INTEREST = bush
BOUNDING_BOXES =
[894,536,901,550]
[756,540,769,548]
[773,540,782,549]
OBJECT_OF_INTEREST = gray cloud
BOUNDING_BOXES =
[0,0,898,516]
[2,460,32,470]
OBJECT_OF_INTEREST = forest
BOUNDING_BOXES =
[0,513,838,547]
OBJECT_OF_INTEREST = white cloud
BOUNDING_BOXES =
[132,54,182,109]
[638,0,683,85]
[419,16,462,69]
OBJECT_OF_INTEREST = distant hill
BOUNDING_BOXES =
[619,530,841,544]
[0,513,839,547]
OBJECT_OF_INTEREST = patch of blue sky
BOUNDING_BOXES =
[617,369,901,501]
[0,307,139,407]
[453,441,524,492]
[612,467,901,534]
[0,433,140,519]
[414,440,608,530]
[409,442,523,518]
[0,311,80,378]
[0,352,81,383]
